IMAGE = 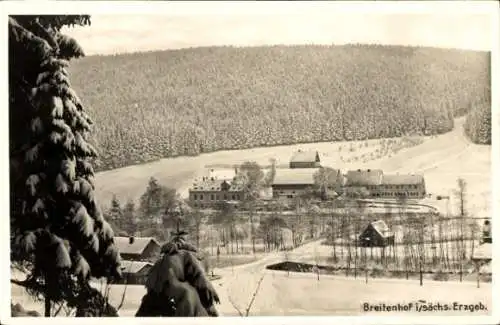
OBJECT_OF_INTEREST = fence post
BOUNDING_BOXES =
[419,257,423,286]
[476,262,480,288]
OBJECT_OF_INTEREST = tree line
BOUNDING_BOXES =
[67,44,491,172]
[464,101,491,144]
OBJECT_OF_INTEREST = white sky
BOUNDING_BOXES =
[61,9,494,56]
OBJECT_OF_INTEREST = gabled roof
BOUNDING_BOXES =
[290,150,320,163]
[272,168,319,186]
[114,237,160,255]
[382,174,424,185]
[120,260,153,274]
[346,169,383,186]
[366,220,394,238]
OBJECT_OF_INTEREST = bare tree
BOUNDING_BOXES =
[454,178,467,282]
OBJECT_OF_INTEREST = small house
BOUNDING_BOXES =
[358,220,395,247]
[289,150,321,169]
[114,236,161,262]
[117,260,154,285]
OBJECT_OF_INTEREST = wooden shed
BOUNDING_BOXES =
[358,220,395,247]
[117,260,154,285]
[114,236,161,262]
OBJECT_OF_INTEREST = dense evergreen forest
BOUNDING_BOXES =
[68,44,491,172]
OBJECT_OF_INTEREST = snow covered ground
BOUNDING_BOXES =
[94,118,491,219]
[12,240,491,317]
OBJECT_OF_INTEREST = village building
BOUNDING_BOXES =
[271,168,319,200]
[358,220,395,247]
[376,174,426,199]
[114,236,161,262]
[344,169,426,199]
[289,150,321,169]
[117,260,154,285]
[188,177,245,209]
[344,169,383,197]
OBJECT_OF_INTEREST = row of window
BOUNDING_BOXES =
[192,193,241,201]
[191,202,240,209]
[371,192,425,197]
[366,184,422,190]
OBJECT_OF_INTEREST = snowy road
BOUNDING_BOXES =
[209,240,492,316]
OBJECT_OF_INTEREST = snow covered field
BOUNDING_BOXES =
[94,118,491,219]
[11,240,492,317]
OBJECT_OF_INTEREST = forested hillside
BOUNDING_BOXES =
[68,44,491,171]
[464,102,491,145]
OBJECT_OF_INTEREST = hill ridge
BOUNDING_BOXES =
[68,43,490,172]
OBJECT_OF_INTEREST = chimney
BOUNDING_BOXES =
[129,236,135,244]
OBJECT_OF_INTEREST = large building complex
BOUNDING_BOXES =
[344,169,426,199]
[188,149,427,209]
[188,176,245,209]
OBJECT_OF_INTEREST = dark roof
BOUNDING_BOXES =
[190,179,243,192]
[290,150,320,163]
[382,174,424,185]
[120,261,153,274]
[114,237,160,255]
[366,220,394,238]
[345,169,383,186]
[272,168,319,186]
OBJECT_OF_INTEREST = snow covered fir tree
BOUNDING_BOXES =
[9,16,122,316]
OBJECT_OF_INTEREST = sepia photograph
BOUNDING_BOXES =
[1,1,498,323]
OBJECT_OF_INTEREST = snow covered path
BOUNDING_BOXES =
[208,240,492,316]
